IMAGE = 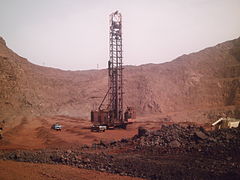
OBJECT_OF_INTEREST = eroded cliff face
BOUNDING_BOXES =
[0,36,240,121]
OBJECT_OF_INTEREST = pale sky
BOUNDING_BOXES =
[0,0,240,70]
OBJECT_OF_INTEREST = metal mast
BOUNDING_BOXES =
[108,11,124,125]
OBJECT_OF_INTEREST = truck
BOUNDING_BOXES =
[91,125,107,132]
[51,124,62,131]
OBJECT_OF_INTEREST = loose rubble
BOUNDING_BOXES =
[132,124,240,155]
[0,124,240,179]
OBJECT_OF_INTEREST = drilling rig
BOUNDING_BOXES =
[90,11,136,131]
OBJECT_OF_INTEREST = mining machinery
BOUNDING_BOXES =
[91,11,135,131]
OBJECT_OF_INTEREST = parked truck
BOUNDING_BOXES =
[51,123,62,131]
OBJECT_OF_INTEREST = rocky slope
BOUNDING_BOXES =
[0,36,240,122]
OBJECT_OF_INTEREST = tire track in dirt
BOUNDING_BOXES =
[34,117,71,148]
[0,117,28,149]
[0,117,45,149]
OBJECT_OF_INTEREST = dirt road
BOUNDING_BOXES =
[0,160,142,180]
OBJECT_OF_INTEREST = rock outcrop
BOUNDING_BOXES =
[0,36,240,122]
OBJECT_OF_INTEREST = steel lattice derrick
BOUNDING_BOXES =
[108,11,123,125]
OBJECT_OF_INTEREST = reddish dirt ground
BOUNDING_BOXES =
[0,115,139,150]
[0,160,142,180]
[1,115,184,150]
[0,113,236,179]
[0,116,154,179]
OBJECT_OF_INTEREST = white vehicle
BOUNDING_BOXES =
[51,124,62,131]
[91,125,107,132]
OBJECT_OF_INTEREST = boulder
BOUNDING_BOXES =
[169,140,181,148]
[138,127,149,137]
[194,131,208,140]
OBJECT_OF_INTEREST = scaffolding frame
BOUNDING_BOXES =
[108,11,124,126]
